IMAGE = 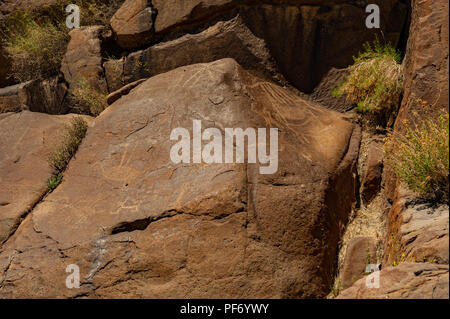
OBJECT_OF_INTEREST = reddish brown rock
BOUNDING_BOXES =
[0,77,67,114]
[60,26,109,93]
[106,79,147,105]
[0,82,30,113]
[0,111,92,245]
[384,188,449,267]
[110,0,155,49]
[150,0,407,92]
[341,237,377,289]
[0,47,13,88]
[104,58,125,93]
[120,16,286,87]
[0,59,360,298]
[384,0,449,201]
[361,139,384,204]
[337,263,449,299]
[109,0,408,92]
[309,67,350,113]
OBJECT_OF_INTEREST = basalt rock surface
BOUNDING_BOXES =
[337,263,449,299]
[0,59,360,298]
[110,0,409,92]
[0,111,92,246]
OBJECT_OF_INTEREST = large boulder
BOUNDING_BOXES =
[0,59,360,298]
[337,263,449,299]
[0,111,92,245]
[110,0,155,49]
[61,26,109,93]
[0,47,13,89]
[106,16,286,90]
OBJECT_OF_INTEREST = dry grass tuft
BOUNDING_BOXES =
[2,12,69,82]
[385,111,449,202]
[49,116,88,175]
[70,78,108,116]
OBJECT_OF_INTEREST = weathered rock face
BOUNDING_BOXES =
[337,263,449,299]
[61,26,109,93]
[361,138,384,205]
[384,0,449,201]
[340,237,377,290]
[110,0,155,49]
[110,0,409,92]
[0,111,91,245]
[0,77,68,114]
[384,188,449,266]
[107,16,286,89]
[0,59,360,298]
[106,78,147,105]
[240,1,407,92]
[309,67,350,113]
[0,82,30,113]
[0,48,13,89]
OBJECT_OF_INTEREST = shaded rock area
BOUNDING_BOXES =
[109,0,408,92]
[0,59,360,298]
[106,16,287,89]
[0,47,13,89]
[309,67,350,113]
[361,138,384,205]
[0,82,30,113]
[0,77,68,114]
[337,263,449,299]
[0,111,92,245]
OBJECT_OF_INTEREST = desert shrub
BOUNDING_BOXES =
[49,116,88,174]
[1,12,69,82]
[333,37,403,126]
[78,0,125,26]
[70,78,108,116]
[385,111,449,202]
[0,1,124,82]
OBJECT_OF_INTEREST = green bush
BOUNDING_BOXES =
[49,116,88,174]
[47,173,63,190]
[334,38,403,126]
[385,112,449,202]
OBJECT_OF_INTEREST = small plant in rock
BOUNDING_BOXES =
[49,116,88,175]
[385,111,449,203]
[70,78,108,116]
[333,37,403,126]
[1,11,69,82]
[330,278,342,298]
[47,173,63,190]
